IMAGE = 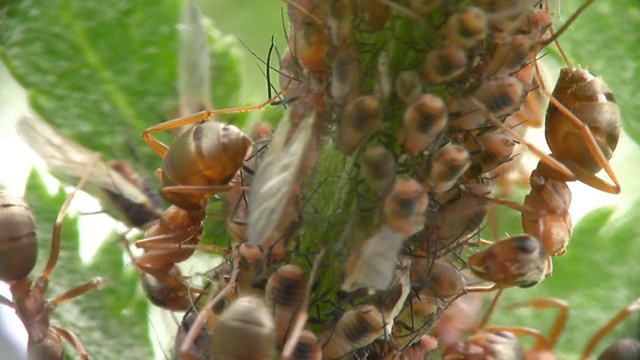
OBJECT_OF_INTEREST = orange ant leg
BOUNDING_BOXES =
[52,326,90,360]
[476,100,575,179]
[142,78,294,158]
[581,298,640,360]
[506,298,569,349]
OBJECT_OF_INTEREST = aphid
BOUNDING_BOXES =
[443,6,489,48]
[337,95,382,155]
[423,144,471,194]
[362,0,391,30]
[434,292,485,348]
[330,46,361,104]
[421,182,489,255]
[320,305,385,359]
[472,76,526,117]
[324,0,356,46]
[422,45,468,84]
[465,131,517,177]
[395,70,423,105]
[265,264,308,346]
[397,94,448,156]
[290,330,322,360]
[392,296,439,349]
[16,115,163,229]
[482,34,535,78]
[443,330,525,359]
[384,178,429,237]
[248,116,314,248]
[382,334,438,360]
[360,146,396,198]
[411,259,466,301]
[0,167,103,360]
[210,296,276,360]
[467,234,547,290]
[287,0,328,73]
[342,226,407,292]
[409,0,442,16]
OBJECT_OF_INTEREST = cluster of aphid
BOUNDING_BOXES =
[1,0,635,359]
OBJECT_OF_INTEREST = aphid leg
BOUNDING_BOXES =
[142,77,294,158]
[580,298,640,360]
[505,298,568,348]
[179,257,240,359]
[51,326,90,360]
[471,97,574,180]
[41,153,100,279]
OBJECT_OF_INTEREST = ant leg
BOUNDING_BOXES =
[51,326,89,360]
[538,84,620,194]
[40,154,100,280]
[0,294,14,308]
[483,326,553,351]
[478,288,504,329]
[470,98,574,180]
[46,277,105,310]
[142,77,294,158]
[506,298,568,349]
[581,298,640,360]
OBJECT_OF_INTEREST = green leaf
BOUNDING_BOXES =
[23,170,153,360]
[0,0,245,181]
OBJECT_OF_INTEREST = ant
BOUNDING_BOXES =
[0,157,103,360]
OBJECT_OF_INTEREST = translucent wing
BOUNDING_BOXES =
[247,116,314,246]
[16,115,162,227]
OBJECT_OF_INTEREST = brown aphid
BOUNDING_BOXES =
[483,34,535,77]
[542,67,621,194]
[337,95,382,154]
[291,330,322,360]
[265,264,307,346]
[411,259,466,300]
[392,297,439,349]
[361,146,396,198]
[409,0,442,15]
[384,178,429,236]
[472,76,525,117]
[434,292,485,348]
[472,131,517,175]
[422,45,468,84]
[422,183,489,254]
[363,0,391,30]
[443,330,525,360]
[468,234,547,289]
[444,6,489,48]
[0,192,37,281]
[211,296,276,360]
[321,305,385,359]
[395,70,423,105]
[397,94,448,155]
[287,0,328,73]
[324,0,356,46]
[423,144,471,194]
[342,226,407,292]
[331,46,361,104]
